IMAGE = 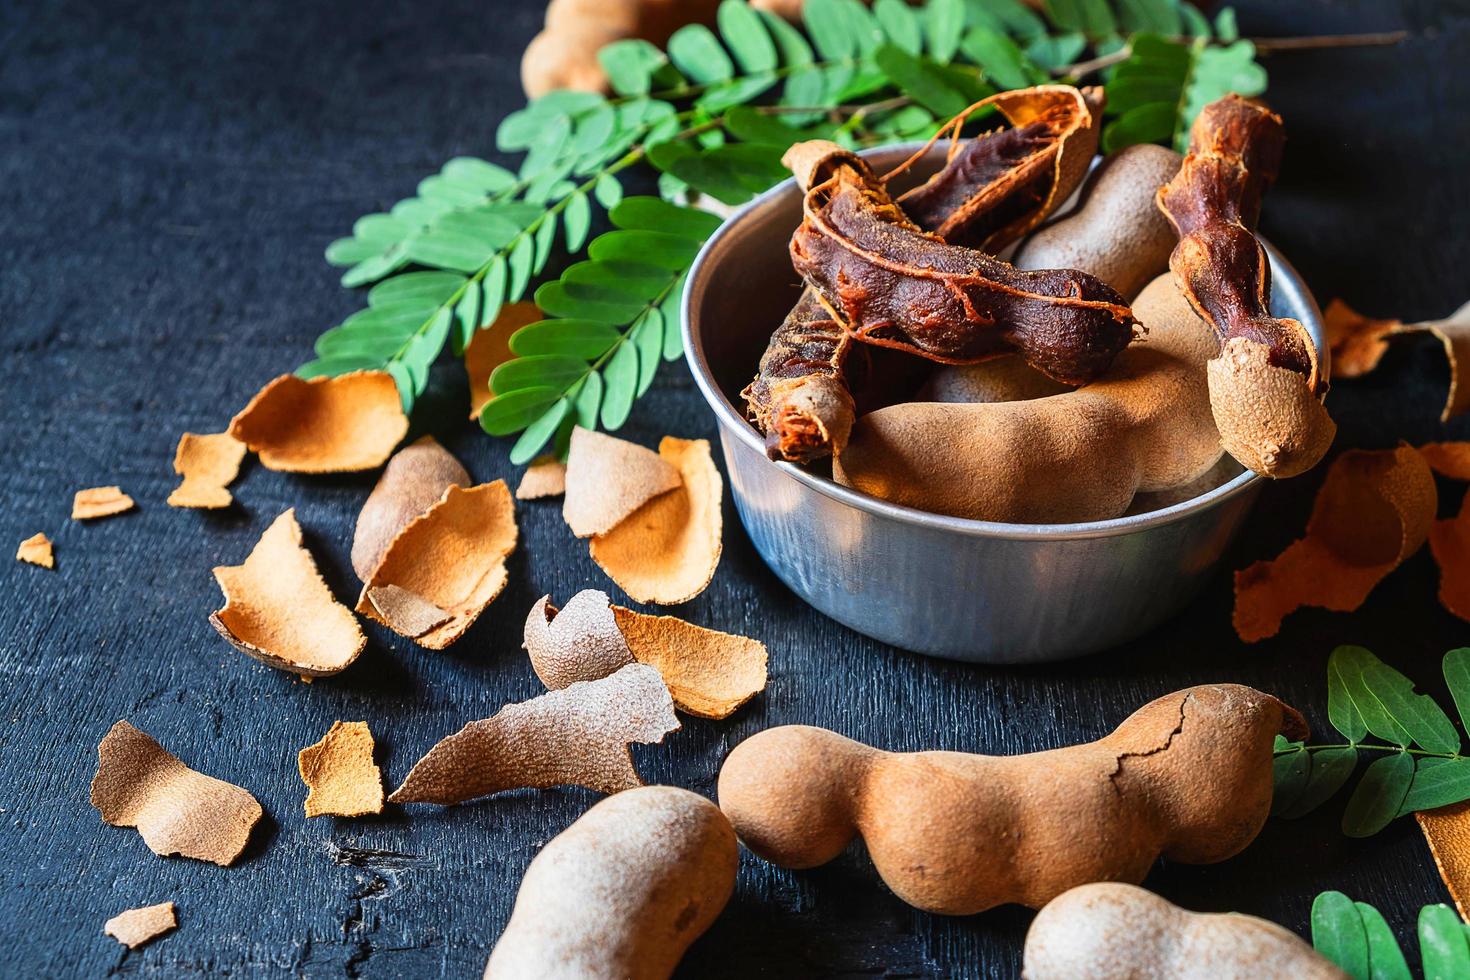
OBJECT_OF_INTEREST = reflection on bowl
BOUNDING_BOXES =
[682,142,1325,663]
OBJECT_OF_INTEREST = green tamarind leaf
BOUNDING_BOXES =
[1355,902,1412,980]
[1419,904,1470,979]
[1341,752,1414,838]
[1312,891,1370,980]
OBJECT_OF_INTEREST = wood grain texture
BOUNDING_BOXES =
[1,0,1469,976]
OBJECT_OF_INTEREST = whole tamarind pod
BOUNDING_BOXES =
[744,85,1104,463]
[484,786,737,980]
[1158,94,1336,478]
[1023,882,1348,979]
[835,273,1224,522]
[925,142,1184,404]
[717,684,1305,916]
[787,140,1138,384]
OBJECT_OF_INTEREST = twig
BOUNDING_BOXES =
[758,96,912,116]
[1252,30,1409,53]
[1055,29,1410,78]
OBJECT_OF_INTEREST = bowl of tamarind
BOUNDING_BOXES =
[683,90,1329,663]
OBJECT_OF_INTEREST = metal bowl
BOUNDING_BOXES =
[681,142,1326,664]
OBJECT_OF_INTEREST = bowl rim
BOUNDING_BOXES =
[681,140,1328,543]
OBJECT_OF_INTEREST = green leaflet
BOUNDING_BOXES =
[874,43,974,117]
[1313,892,1370,979]
[1445,648,1470,731]
[874,0,921,55]
[1400,757,1470,814]
[1419,905,1470,979]
[719,0,778,73]
[1102,33,1266,154]
[960,29,1047,90]
[1276,746,1358,820]
[1356,903,1413,980]
[1333,646,1413,747]
[1270,747,1311,816]
[669,24,734,85]
[925,0,965,63]
[1341,752,1413,838]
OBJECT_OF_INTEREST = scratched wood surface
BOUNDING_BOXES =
[3,0,1470,976]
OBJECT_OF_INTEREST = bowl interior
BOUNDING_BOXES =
[684,141,1327,538]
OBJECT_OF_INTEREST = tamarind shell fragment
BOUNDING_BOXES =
[1158,94,1335,478]
[744,85,1108,464]
[788,141,1138,384]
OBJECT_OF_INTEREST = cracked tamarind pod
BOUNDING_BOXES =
[788,141,1136,381]
[717,684,1304,916]
[743,86,1106,463]
[1158,94,1335,478]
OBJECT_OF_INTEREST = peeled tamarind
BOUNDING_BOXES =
[717,684,1304,916]
[1023,883,1348,979]
[484,786,737,980]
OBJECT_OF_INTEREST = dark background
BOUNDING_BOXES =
[3,0,1469,976]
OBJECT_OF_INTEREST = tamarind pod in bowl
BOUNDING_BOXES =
[897,85,1104,252]
[1022,883,1348,979]
[484,786,737,980]
[923,143,1183,404]
[1159,94,1336,478]
[683,140,1325,661]
[716,685,1305,916]
[745,85,1104,464]
[788,141,1139,383]
[834,271,1223,522]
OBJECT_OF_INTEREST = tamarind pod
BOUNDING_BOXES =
[742,290,858,462]
[1022,883,1349,979]
[835,273,1222,522]
[789,142,1139,383]
[744,86,1105,463]
[717,684,1306,917]
[484,786,737,980]
[923,142,1184,407]
[1158,94,1335,478]
[899,85,1105,251]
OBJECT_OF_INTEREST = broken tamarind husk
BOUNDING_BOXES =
[743,86,1112,464]
[718,684,1304,915]
[104,901,178,949]
[389,663,679,806]
[1022,883,1347,979]
[351,436,469,581]
[90,720,264,866]
[211,509,367,677]
[228,371,408,473]
[483,786,737,980]
[524,590,767,719]
[1158,94,1335,478]
[1232,444,1435,642]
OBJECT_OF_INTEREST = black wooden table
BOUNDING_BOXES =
[4,1,1469,976]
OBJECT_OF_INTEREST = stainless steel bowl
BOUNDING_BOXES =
[681,142,1326,664]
